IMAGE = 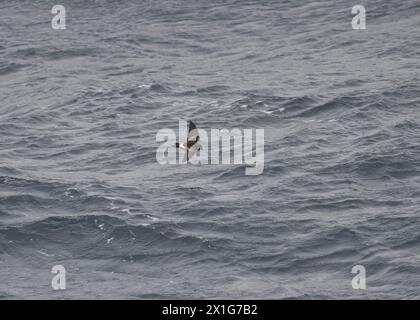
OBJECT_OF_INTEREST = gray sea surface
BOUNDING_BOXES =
[0,0,419,299]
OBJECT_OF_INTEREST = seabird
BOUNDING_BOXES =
[176,120,201,161]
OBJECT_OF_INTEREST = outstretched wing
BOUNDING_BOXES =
[182,120,200,162]
[187,120,199,143]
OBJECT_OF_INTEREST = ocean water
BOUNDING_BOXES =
[0,0,419,299]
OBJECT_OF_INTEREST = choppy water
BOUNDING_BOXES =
[1,0,419,299]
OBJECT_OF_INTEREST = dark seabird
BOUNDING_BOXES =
[176,120,201,161]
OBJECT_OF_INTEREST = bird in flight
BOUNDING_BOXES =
[175,120,201,161]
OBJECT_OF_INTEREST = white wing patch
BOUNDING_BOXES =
[188,128,199,143]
